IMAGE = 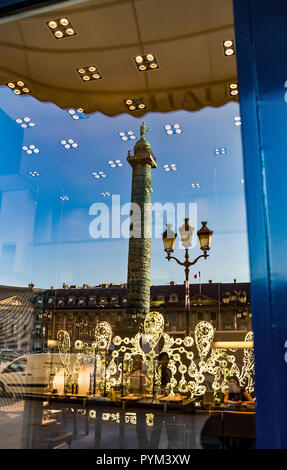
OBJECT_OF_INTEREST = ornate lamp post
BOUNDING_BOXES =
[222,289,249,330]
[38,310,53,351]
[162,219,213,334]
[76,318,89,342]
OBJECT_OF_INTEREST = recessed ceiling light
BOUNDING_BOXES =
[118,130,136,141]
[124,98,146,112]
[60,139,78,149]
[163,164,177,172]
[7,81,31,95]
[214,147,227,156]
[23,144,39,154]
[134,53,159,71]
[233,116,242,126]
[47,18,77,39]
[67,108,89,120]
[164,124,183,135]
[77,66,102,82]
[223,39,235,56]
[15,117,36,128]
[229,81,239,96]
[108,160,123,167]
[92,171,107,179]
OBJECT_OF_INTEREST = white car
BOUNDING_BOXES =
[0,354,57,396]
[0,353,98,397]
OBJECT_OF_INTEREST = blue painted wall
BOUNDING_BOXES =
[233,0,287,448]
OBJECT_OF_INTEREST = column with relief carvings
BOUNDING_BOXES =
[126,123,157,317]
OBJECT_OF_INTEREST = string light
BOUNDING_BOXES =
[55,314,254,399]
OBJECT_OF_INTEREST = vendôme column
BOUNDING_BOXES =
[127,123,157,317]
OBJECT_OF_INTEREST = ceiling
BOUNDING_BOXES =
[0,0,238,116]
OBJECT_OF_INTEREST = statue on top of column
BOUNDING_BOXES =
[140,122,148,137]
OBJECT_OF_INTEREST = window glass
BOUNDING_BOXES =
[3,359,27,373]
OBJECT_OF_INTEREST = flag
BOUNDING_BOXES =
[194,271,201,279]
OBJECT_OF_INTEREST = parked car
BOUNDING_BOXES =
[0,353,97,397]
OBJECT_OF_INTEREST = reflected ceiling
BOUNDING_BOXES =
[0,0,238,116]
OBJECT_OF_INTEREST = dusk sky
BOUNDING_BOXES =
[0,85,249,288]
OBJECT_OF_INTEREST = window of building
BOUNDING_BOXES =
[169,294,179,303]
[36,297,43,306]
[157,294,165,302]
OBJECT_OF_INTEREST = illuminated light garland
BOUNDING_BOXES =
[54,315,255,399]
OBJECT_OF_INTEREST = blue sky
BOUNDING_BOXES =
[0,85,250,288]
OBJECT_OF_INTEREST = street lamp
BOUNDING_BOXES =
[162,219,213,334]
[38,310,53,351]
[222,289,249,330]
[76,318,89,342]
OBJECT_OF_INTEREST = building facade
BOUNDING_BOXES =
[0,285,44,352]
[35,280,252,351]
